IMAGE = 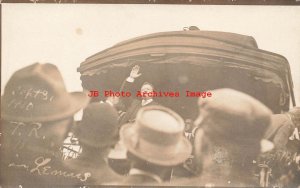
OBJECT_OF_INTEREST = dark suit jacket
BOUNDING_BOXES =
[118,79,159,126]
[64,156,122,185]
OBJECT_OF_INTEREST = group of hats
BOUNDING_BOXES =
[2,63,275,167]
[120,88,274,166]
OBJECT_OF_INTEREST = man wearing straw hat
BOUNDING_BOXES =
[1,63,90,186]
[120,105,192,185]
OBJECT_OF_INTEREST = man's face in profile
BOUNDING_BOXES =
[141,83,154,100]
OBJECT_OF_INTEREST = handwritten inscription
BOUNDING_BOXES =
[12,86,54,102]
[7,121,45,151]
[7,86,55,111]
[10,121,43,139]
[9,156,91,182]
[7,99,34,111]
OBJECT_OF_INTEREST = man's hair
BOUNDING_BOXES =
[142,82,154,90]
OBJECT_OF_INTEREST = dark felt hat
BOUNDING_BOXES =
[75,103,119,148]
[1,63,90,122]
[196,88,274,153]
[120,105,192,166]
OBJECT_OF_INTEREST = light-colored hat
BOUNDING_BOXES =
[197,88,274,153]
[120,105,192,166]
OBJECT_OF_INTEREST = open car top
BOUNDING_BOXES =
[78,30,295,119]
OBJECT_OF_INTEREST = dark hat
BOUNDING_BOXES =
[75,103,119,148]
[196,88,274,153]
[120,105,192,166]
[1,63,90,122]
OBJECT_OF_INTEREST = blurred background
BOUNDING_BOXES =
[2,4,300,106]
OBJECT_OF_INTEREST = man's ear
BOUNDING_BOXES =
[193,128,205,174]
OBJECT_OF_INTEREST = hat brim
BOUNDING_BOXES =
[120,123,192,166]
[108,140,128,159]
[1,91,90,122]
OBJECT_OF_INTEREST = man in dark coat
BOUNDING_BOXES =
[119,105,192,185]
[109,65,159,175]
[118,65,159,125]
[0,63,90,186]
[64,103,122,185]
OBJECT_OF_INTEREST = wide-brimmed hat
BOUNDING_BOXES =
[120,105,192,166]
[1,63,90,122]
[196,88,274,153]
[74,103,119,148]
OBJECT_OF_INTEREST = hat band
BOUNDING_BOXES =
[135,124,182,146]
[130,133,186,165]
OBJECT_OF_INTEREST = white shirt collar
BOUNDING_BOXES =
[142,98,153,106]
[105,100,114,106]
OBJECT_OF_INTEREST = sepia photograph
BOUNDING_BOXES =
[1,4,300,187]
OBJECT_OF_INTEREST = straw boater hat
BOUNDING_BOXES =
[195,88,274,153]
[1,63,90,122]
[120,105,192,166]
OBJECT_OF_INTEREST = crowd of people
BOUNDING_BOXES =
[1,63,299,187]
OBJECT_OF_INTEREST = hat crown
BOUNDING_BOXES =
[77,103,119,148]
[121,105,192,166]
[140,110,183,132]
[135,106,185,146]
[198,88,272,142]
[6,63,66,95]
[2,63,89,122]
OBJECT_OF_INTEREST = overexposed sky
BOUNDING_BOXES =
[2,4,300,105]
